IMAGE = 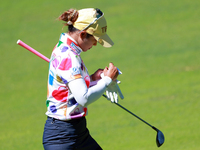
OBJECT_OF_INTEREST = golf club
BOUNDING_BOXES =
[17,40,50,62]
[17,39,165,147]
[102,94,165,147]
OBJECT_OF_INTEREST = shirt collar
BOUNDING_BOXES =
[59,33,82,55]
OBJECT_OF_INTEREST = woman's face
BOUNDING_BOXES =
[78,31,97,52]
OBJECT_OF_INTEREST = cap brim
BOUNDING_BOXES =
[94,34,114,48]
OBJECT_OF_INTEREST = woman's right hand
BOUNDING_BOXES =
[103,63,119,80]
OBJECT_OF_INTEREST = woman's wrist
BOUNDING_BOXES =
[100,73,112,86]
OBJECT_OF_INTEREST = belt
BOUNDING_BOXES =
[48,116,85,124]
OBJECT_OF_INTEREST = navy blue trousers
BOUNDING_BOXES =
[43,117,102,150]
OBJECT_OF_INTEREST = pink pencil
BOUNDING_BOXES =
[17,39,50,63]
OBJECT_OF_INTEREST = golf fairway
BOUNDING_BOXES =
[1,0,200,149]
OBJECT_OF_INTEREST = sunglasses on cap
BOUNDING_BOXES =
[80,8,104,32]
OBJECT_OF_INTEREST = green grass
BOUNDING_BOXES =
[1,0,200,149]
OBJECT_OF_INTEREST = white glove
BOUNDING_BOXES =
[106,80,124,103]
[101,71,124,103]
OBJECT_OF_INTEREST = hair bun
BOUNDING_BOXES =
[58,9,79,26]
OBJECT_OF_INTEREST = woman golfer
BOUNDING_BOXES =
[42,8,121,150]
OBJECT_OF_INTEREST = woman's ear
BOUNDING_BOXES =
[79,31,87,40]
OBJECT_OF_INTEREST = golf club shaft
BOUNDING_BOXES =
[16,40,155,130]
[102,94,158,131]
[17,40,156,130]
[16,40,156,130]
